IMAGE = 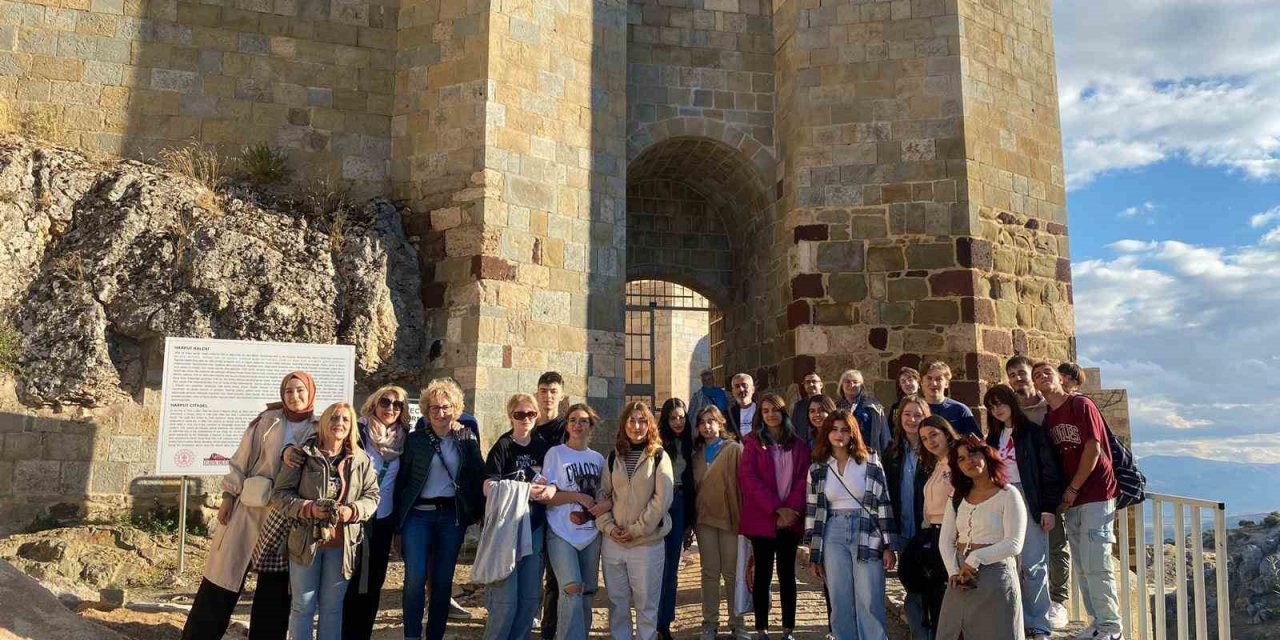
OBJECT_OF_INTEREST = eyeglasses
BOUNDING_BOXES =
[830,427,853,434]
[427,404,452,414]
[377,397,405,411]
[511,411,538,421]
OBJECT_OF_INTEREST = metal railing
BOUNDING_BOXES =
[1068,493,1231,640]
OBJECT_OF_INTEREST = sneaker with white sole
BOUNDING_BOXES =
[1048,602,1070,629]
[448,597,474,620]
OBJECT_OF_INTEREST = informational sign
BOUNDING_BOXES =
[154,337,356,476]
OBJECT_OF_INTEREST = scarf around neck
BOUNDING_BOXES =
[363,416,405,463]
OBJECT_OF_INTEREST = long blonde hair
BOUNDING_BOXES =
[359,385,412,430]
[317,402,360,452]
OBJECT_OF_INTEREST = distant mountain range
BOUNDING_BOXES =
[1138,455,1280,518]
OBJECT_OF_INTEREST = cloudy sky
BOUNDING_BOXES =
[1053,0,1280,463]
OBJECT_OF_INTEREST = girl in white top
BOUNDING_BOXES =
[936,434,1027,640]
[543,403,611,640]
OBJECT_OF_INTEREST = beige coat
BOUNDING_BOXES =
[272,438,380,579]
[597,448,674,547]
[693,439,742,533]
[205,408,316,591]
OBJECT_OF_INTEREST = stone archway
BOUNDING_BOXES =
[624,133,783,388]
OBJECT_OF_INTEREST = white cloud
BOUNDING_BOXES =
[1118,202,1158,220]
[1250,206,1280,228]
[1055,0,1280,187]
[1074,222,1280,446]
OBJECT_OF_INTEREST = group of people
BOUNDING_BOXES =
[182,359,1126,640]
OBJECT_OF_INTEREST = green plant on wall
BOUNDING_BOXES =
[236,143,293,187]
[0,318,20,375]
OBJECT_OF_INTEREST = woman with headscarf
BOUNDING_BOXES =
[342,385,413,640]
[181,371,319,640]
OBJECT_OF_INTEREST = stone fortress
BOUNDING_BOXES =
[0,0,1120,528]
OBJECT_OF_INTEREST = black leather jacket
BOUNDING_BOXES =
[986,422,1064,518]
[393,427,485,530]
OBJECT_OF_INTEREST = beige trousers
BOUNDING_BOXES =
[695,524,743,633]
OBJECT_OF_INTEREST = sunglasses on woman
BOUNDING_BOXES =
[511,410,539,421]
[377,397,405,411]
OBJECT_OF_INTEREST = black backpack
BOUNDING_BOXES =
[1102,418,1146,509]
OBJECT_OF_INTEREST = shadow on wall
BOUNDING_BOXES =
[0,409,201,536]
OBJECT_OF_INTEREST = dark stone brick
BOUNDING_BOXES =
[503,345,512,368]
[471,256,517,281]
[1024,218,1041,230]
[288,108,310,126]
[956,238,992,269]
[1046,222,1068,235]
[1056,258,1072,282]
[950,381,980,406]
[888,354,923,377]
[869,327,888,351]
[787,300,810,329]
[791,274,825,299]
[904,270,928,278]
[794,224,829,243]
[792,355,817,383]
[422,282,447,308]
[928,270,974,297]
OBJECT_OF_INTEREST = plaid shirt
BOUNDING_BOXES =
[803,453,899,566]
[251,505,298,573]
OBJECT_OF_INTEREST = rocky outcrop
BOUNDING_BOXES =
[0,135,424,406]
[0,559,127,640]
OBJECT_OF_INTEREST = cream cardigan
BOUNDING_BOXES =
[596,448,674,547]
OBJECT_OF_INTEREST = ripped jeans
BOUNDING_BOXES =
[546,529,601,640]
[1064,498,1122,634]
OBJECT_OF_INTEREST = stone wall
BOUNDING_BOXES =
[775,0,1076,404]
[0,0,396,195]
[961,0,1075,384]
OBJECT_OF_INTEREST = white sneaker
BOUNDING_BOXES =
[448,597,474,620]
[1048,602,1070,629]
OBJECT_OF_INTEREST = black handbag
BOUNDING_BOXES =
[898,526,947,594]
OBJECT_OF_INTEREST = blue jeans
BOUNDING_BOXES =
[547,529,602,640]
[658,486,686,630]
[821,512,887,640]
[289,546,349,640]
[904,592,934,640]
[1014,484,1053,636]
[401,508,466,640]
[484,524,546,640]
[1065,499,1122,634]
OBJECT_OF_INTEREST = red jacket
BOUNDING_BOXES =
[737,431,810,538]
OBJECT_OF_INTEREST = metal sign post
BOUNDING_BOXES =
[177,476,188,575]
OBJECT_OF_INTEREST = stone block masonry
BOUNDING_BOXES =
[0,0,397,196]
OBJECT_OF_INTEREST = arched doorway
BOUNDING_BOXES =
[624,279,724,407]
[624,129,779,393]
